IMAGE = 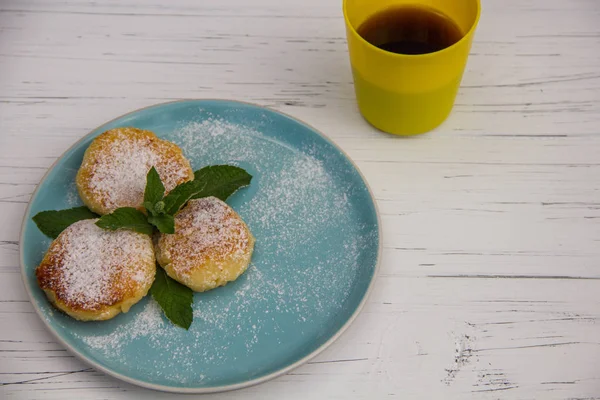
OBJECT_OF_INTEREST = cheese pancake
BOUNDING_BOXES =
[36,219,156,321]
[76,127,193,215]
[154,197,255,292]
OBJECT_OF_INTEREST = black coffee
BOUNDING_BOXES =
[357,5,463,55]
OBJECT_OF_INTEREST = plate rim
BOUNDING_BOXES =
[19,99,382,394]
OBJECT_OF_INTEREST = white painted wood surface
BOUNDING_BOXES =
[1,0,600,398]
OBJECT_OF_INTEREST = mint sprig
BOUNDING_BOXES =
[32,206,99,239]
[34,165,253,239]
[98,165,252,234]
[151,267,193,330]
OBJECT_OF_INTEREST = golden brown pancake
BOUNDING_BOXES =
[154,197,255,292]
[36,219,156,321]
[76,127,194,215]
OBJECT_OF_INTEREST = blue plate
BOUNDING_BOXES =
[20,100,380,393]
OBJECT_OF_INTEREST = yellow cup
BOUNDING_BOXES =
[343,0,481,135]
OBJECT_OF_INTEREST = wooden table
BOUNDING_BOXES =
[2,0,599,398]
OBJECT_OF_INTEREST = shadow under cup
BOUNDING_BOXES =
[343,0,480,135]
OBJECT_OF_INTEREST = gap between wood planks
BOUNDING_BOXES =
[427,274,600,280]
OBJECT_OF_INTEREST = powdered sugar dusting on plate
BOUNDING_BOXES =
[82,299,166,353]
[65,180,82,207]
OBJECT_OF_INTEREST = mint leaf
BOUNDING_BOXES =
[32,206,99,239]
[143,167,164,214]
[148,213,175,234]
[96,207,154,235]
[163,180,206,215]
[192,165,252,201]
[151,267,193,329]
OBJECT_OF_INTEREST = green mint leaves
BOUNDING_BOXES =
[33,165,252,239]
[151,267,193,330]
[99,165,252,234]
[96,207,154,236]
[32,206,99,239]
[192,165,252,201]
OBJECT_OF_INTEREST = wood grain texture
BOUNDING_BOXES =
[1,0,600,398]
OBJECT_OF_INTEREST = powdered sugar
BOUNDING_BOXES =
[82,299,166,352]
[174,119,272,170]
[65,180,82,207]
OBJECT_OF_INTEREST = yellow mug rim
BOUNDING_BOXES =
[342,0,482,59]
